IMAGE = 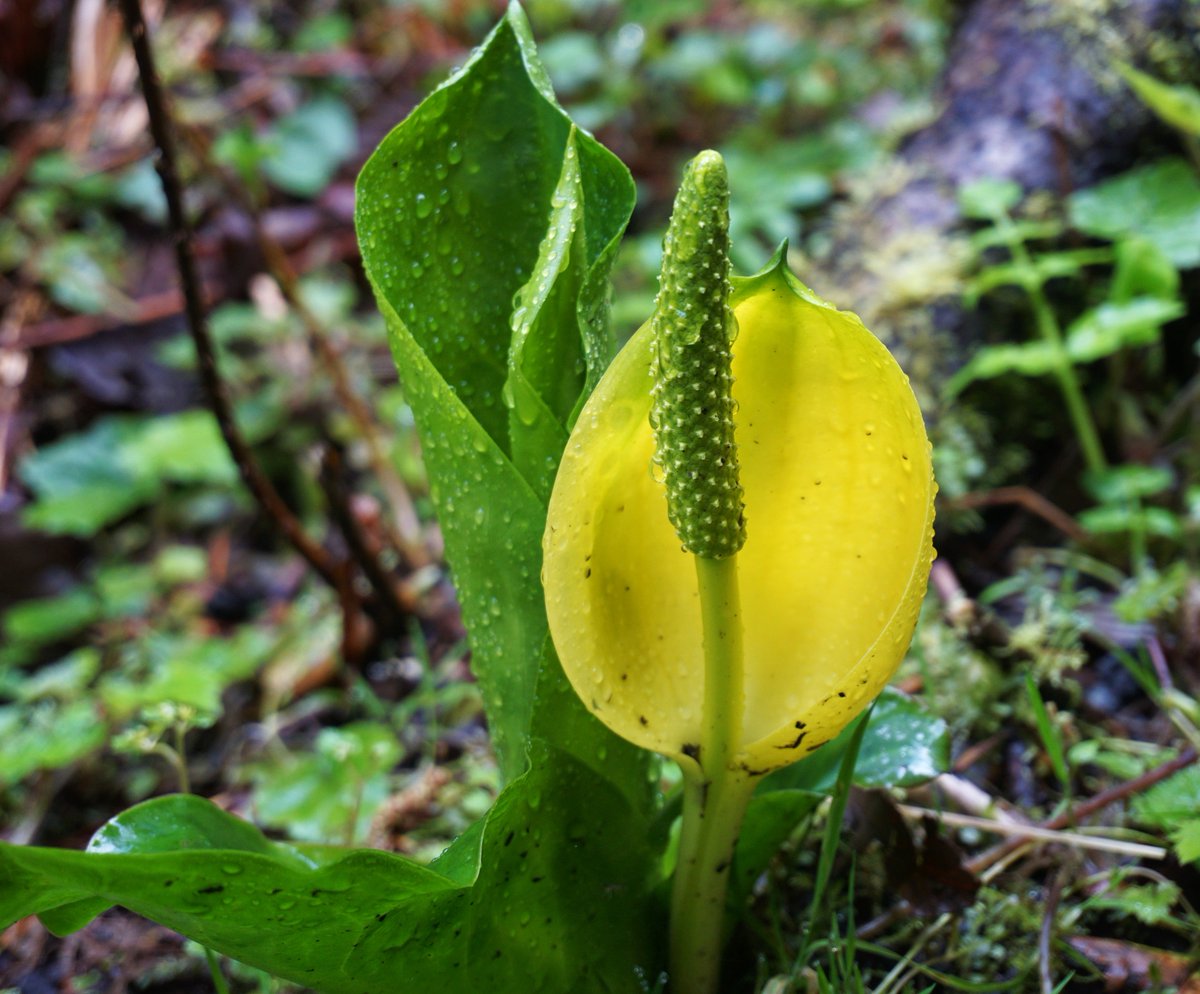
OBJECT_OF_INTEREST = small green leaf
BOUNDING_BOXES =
[123,411,238,486]
[966,251,1111,303]
[97,628,274,720]
[969,219,1063,252]
[3,587,100,646]
[261,97,357,197]
[1132,764,1200,826]
[1030,249,1115,280]
[13,648,101,702]
[1077,504,1182,540]
[1117,62,1200,137]
[1132,764,1200,855]
[249,722,402,844]
[39,234,126,314]
[1085,871,1182,925]
[958,178,1022,219]
[1112,563,1190,624]
[94,563,157,619]
[1069,159,1200,267]
[20,419,155,536]
[945,341,1060,395]
[965,261,1039,300]
[0,699,106,787]
[1171,819,1200,863]
[1083,463,1174,504]
[20,413,237,537]
[760,688,949,796]
[1064,297,1183,362]
[538,32,607,95]
[1110,236,1180,302]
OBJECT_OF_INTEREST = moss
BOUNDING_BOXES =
[1030,0,1200,90]
[906,605,1009,738]
[809,161,973,404]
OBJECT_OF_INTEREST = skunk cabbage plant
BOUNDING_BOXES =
[544,151,936,994]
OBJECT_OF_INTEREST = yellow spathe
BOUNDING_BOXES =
[543,258,936,775]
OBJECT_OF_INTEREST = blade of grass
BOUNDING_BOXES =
[794,704,872,970]
[1025,672,1070,795]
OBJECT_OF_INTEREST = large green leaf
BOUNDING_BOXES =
[0,744,660,993]
[355,2,637,783]
[529,635,656,814]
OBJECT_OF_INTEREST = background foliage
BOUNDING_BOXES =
[0,0,1198,991]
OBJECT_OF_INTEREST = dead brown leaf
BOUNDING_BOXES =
[1067,935,1198,992]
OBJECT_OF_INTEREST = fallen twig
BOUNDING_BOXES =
[946,485,1089,544]
[897,804,1168,860]
[861,748,1198,944]
[319,445,410,630]
[176,124,429,568]
[15,283,220,349]
[965,746,1198,875]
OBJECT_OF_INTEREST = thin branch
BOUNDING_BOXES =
[0,288,39,492]
[861,748,1199,943]
[174,125,429,568]
[319,445,410,630]
[926,772,1026,823]
[946,485,1090,544]
[965,746,1198,875]
[117,0,340,589]
[929,559,1036,662]
[896,804,1168,860]
[16,283,220,349]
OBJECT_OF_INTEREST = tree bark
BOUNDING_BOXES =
[808,0,1200,401]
